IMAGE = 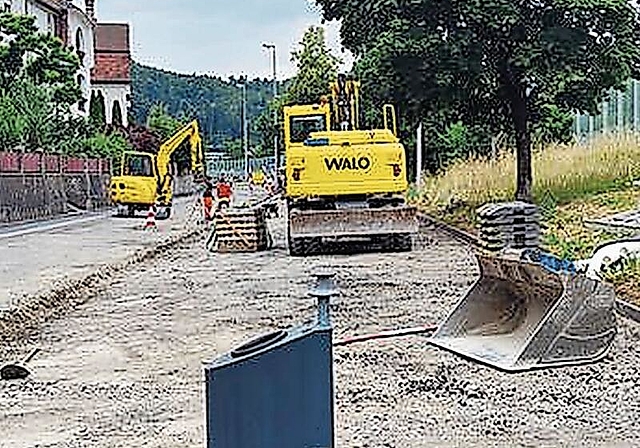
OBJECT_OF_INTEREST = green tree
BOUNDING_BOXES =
[0,12,81,108]
[147,103,183,140]
[254,97,285,158]
[315,0,640,201]
[0,94,24,151]
[83,132,131,159]
[224,137,244,159]
[146,103,196,173]
[284,26,342,105]
[255,26,340,156]
[50,116,93,155]
[89,91,106,129]
[9,79,55,150]
[131,62,282,149]
[112,101,124,128]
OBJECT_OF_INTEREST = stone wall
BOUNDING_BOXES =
[0,173,199,224]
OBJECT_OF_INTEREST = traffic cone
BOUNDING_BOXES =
[144,205,157,231]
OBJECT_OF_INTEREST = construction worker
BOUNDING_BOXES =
[201,176,215,221]
[216,174,233,211]
[252,168,265,188]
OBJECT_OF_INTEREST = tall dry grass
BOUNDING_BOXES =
[419,133,640,212]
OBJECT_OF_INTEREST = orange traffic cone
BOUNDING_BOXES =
[144,206,157,231]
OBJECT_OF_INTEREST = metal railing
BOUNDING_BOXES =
[205,155,282,179]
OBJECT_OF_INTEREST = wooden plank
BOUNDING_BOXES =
[217,240,268,253]
[215,222,263,230]
[216,235,268,243]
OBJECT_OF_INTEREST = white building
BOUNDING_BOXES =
[3,0,131,125]
[4,0,62,35]
[91,23,132,127]
[68,0,96,115]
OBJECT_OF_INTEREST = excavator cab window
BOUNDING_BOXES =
[289,115,327,144]
[123,154,154,177]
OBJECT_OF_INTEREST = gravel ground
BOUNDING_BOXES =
[1,216,639,448]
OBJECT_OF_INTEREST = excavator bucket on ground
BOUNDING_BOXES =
[429,251,617,372]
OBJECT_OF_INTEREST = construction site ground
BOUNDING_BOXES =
[0,197,202,310]
[1,200,639,447]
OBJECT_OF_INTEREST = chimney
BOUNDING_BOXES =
[86,0,95,19]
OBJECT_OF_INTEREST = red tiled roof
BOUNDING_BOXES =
[95,24,130,53]
[91,53,131,84]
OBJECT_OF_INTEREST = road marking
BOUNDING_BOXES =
[0,215,106,240]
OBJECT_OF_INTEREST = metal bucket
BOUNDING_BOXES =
[429,252,617,372]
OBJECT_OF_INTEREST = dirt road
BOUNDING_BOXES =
[0,198,202,310]
[1,216,639,448]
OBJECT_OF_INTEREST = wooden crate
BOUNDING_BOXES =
[212,207,270,253]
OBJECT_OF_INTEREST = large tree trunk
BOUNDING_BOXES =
[500,61,533,203]
[509,91,533,202]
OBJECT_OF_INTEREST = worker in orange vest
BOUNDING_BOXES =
[216,174,233,211]
[201,177,215,221]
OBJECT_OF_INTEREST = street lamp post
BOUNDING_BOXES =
[242,80,249,178]
[262,43,278,178]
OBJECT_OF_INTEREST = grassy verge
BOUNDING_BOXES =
[603,258,640,307]
[415,134,640,306]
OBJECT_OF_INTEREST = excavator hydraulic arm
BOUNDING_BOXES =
[330,74,360,131]
[156,119,205,201]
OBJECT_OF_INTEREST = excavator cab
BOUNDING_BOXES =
[110,152,159,217]
[122,152,155,178]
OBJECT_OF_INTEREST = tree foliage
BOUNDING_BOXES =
[131,62,284,153]
[126,123,161,154]
[315,0,640,200]
[145,103,198,174]
[255,25,341,155]
[285,26,341,105]
[0,12,81,107]
[89,91,107,129]
[0,12,126,159]
[111,100,124,128]
[147,103,183,140]
[0,79,131,159]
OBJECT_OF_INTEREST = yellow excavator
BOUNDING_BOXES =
[283,74,418,255]
[110,120,205,220]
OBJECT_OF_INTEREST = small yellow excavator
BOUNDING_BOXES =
[110,120,205,220]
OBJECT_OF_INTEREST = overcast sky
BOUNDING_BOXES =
[96,0,354,80]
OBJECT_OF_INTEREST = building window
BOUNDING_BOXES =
[75,28,85,63]
[77,75,86,112]
[47,14,54,33]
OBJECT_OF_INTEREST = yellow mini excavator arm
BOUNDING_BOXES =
[155,119,205,201]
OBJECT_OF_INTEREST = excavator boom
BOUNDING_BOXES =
[157,119,205,183]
